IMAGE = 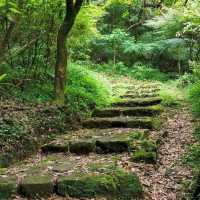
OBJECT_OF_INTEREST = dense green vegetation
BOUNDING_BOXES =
[0,0,200,199]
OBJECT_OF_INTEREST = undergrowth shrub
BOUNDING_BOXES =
[131,64,169,82]
[177,73,195,87]
[188,81,200,115]
[159,91,179,107]
[67,64,113,114]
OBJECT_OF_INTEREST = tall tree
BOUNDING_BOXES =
[55,0,84,105]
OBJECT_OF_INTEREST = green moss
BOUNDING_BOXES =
[114,170,143,199]
[69,140,96,154]
[57,171,142,199]
[132,149,157,164]
[152,117,162,130]
[41,142,69,153]
[19,175,54,198]
[0,177,17,199]
[131,138,157,163]
[57,174,117,198]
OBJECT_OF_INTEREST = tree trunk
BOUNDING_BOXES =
[54,0,84,105]
[55,28,68,105]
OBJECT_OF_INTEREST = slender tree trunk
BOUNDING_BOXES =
[55,28,68,104]
[54,0,84,105]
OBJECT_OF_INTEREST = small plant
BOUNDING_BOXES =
[188,81,200,115]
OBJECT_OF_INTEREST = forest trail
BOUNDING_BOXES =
[0,82,194,200]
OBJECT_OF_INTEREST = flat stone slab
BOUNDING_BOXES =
[112,97,162,107]
[19,175,54,198]
[125,87,160,94]
[92,105,164,118]
[2,154,143,199]
[121,92,159,99]
[83,116,160,130]
[42,130,149,154]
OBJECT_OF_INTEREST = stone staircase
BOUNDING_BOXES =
[0,82,163,199]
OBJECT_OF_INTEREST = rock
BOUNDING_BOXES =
[57,170,142,199]
[121,92,158,99]
[112,97,162,107]
[19,175,54,198]
[0,177,17,199]
[41,141,69,153]
[92,105,163,118]
[83,116,161,130]
[96,136,130,153]
[69,140,96,154]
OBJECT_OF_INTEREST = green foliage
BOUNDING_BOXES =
[188,81,200,115]
[177,73,195,87]
[130,64,169,82]
[0,74,7,82]
[0,119,25,140]
[160,91,179,107]
[67,63,113,114]
[184,144,200,169]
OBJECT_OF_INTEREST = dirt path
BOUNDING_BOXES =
[125,107,195,200]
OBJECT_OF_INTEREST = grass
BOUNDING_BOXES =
[188,81,200,116]
[159,80,187,107]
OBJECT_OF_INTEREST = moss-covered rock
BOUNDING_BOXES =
[69,139,96,154]
[19,175,54,198]
[92,105,163,118]
[83,116,158,129]
[121,92,158,99]
[41,141,69,153]
[113,97,162,107]
[0,177,17,199]
[57,171,142,199]
[96,137,130,153]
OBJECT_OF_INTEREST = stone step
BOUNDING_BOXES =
[125,87,160,95]
[83,116,160,129]
[92,105,163,118]
[1,154,143,199]
[42,131,147,154]
[113,97,162,107]
[121,92,159,99]
[113,83,161,90]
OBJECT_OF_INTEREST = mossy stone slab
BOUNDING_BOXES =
[113,97,162,107]
[92,105,163,118]
[96,137,130,153]
[41,141,69,153]
[83,116,158,129]
[121,92,158,99]
[69,139,96,154]
[19,175,54,198]
[57,171,142,199]
[0,177,17,199]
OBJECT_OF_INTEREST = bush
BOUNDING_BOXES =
[160,91,179,107]
[67,64,113,114]
[130,64,170,82]
[188,81,200,115]
[177,73,195,88]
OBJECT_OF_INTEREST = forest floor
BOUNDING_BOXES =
[0,78,196,200]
